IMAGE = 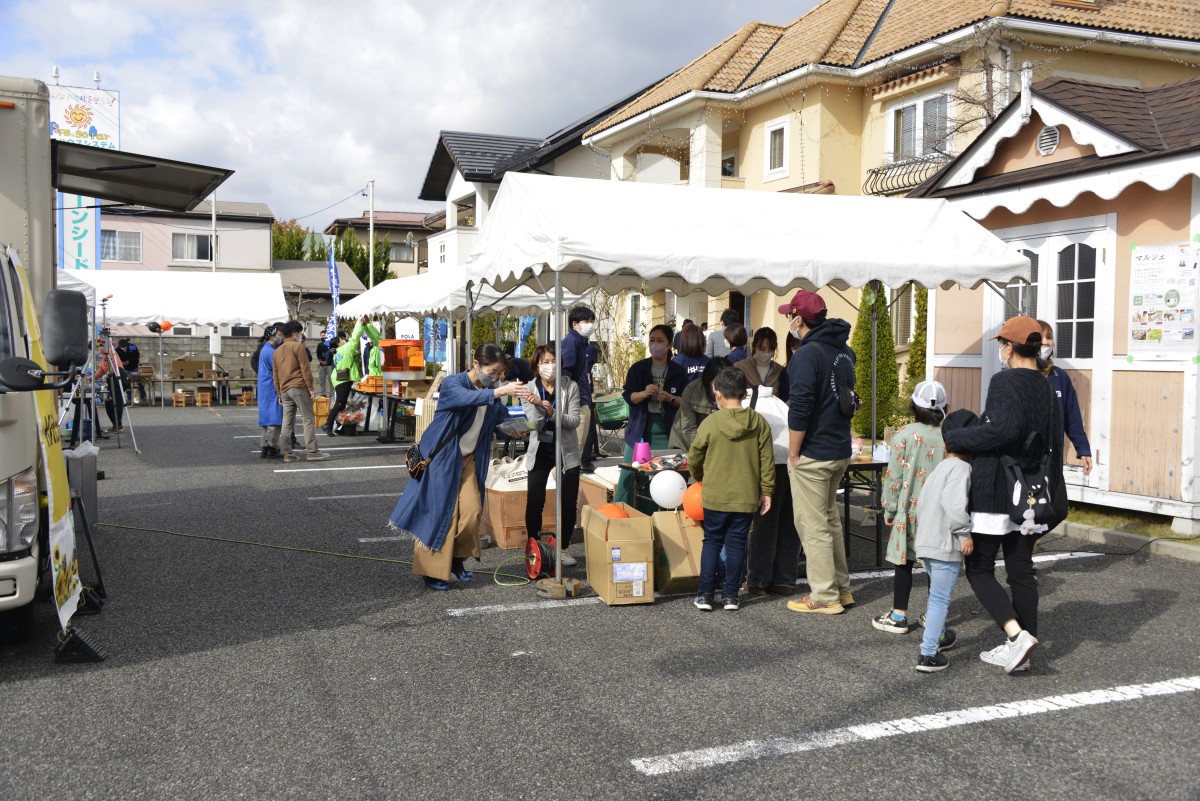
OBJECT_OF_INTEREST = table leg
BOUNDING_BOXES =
[379,396,398,443]
[362,395,374,433]
[873,470,885,567]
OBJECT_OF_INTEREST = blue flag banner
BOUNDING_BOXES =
[518,315,536,349]
[323,247,340,344]
[424,317,447,363]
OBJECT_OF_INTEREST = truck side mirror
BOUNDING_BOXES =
[0,356,46,391]
[41,289,89,368]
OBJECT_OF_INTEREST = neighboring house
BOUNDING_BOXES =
[101,200,273,273]
[581,0,1200,367]
[273,259,365,339]
[909,74,1200,532]
[323,211,443,279]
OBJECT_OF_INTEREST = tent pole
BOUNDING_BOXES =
[871,293,878,452]
[157,331,164,408]
[554,271,563,583]
[466,286,474,360]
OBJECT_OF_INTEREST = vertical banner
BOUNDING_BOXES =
[1129,242,1199,352]
[424,317,447,363]
[324,248,340,344]
[518,314,536,352]
[50,85,119,271]
[56,193,101,270]
[9,247,80,629]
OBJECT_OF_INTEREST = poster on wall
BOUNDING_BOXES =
[1129,242,1199,352]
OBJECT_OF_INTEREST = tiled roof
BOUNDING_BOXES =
[418,132,540,201]
[586,0,1200,138]
[911,73,1200,197]
[109,200,274,221]
[272,259,366,296]
[582,22,785,138]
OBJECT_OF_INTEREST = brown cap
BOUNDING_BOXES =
[992,316,1043,346]
[778,290,826,319]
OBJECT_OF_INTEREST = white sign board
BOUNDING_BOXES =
[1129,242,1199,352]
[56,193,101,271]
[48,85,120,149]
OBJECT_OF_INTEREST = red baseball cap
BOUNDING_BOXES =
[778,290,826,319]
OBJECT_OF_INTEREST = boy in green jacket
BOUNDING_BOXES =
[688,368,775,611]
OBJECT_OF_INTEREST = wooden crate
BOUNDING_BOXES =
[482,486,557,550]
[313,395,330,422]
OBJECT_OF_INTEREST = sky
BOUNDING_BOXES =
[1,0,821,226]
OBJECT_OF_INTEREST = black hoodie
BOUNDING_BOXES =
[786,317,856,461]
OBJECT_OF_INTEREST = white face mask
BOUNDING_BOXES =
[538,363,555,381]
[577,322,595,338]
[1039,345,1053,361]
[998,345,1010,370]
[648,342,668,360]
[754,350,774,365]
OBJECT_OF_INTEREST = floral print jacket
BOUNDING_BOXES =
[881,423,946,565]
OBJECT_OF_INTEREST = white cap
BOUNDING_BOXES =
[911,380,947,411]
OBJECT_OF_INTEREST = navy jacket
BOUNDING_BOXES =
[560,329,595,405]
[786,318,855,461]
[622,357,687,447]
[672,353,709,384]
[1047,366,1091,457]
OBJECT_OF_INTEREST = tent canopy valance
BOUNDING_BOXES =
[464,172,1031,295]
[55,270,288,326]
[334,265,583,319]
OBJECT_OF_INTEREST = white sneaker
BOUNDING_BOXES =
[980,631,1038,674]
[560,553,577,567]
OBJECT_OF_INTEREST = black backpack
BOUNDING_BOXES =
[812,342,862,419]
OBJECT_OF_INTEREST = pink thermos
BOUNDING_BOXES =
[633,440,651,463]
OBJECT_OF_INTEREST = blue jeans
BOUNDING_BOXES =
[699,509,752,598]
[920,557,961,656]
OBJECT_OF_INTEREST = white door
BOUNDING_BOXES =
[986,215,1116,491]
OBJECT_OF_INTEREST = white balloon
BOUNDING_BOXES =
[649,470,687,509]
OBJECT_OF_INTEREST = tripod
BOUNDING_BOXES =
[97,298,139,454]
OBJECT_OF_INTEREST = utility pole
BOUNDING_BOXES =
[367,179,375,290]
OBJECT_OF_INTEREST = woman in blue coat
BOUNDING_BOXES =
[389,344,531,590]
[614,324,687,510]
[256,325,284,458]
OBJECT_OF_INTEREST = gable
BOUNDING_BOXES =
[974,111,1097,179]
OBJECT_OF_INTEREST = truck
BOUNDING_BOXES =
[0,75,229,642]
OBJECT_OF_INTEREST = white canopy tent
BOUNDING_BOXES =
[334,265,584,372]
[56,270,288,325]
[464,173,1032,584]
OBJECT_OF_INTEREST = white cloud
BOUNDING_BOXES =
[1,0,815,223]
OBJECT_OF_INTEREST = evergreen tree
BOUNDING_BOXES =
[850,280,899,439]
[901,288,929,400]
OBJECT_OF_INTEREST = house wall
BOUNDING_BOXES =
[933,285,984,355]
[552,146,611,180]
[99,215,270,271]
[976,111,1096,178]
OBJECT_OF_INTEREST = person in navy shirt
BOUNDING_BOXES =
[561,305,598,471]
[672,323,709,385]
[1036,320,1092,476]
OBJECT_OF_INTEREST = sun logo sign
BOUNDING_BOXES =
[64,103,93,129]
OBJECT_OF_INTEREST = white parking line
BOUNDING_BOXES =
[448,598,601,618]
[250,445,402,454]
[630,675,1200,775]
[310,493,396,501]
[445,551,1106,619]
[796,551,1104,586]
[273,465,403,473]
[358,535,406,543]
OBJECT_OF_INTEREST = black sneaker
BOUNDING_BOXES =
[722,596,740,611]
[581,462,596,474]
[872,611,910,634]
[915,653,949,673]
[937,628,958,652]
[693,594,714,611]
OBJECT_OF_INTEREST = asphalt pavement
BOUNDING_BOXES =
[2,405,1198,800]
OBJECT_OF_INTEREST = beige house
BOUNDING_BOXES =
[911,73,1200,531]
[582,0,1200,373]
[323,211,442,279]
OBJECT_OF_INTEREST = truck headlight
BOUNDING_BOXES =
[0,467,39,553]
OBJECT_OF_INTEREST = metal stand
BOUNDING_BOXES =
[97,298,139,453]
[54,626,107,663]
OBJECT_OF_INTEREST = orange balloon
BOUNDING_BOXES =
[160,320,173,332]
[596,503,630,519]
[682,482,704,522]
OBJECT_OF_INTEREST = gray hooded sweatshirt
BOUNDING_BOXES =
[914,457,972,562]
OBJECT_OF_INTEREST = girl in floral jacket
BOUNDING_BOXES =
[872,381,949,635]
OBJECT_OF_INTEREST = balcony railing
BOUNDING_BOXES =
[863,155,950,197]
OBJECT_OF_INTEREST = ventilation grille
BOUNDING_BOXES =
[1037,126,1060,156]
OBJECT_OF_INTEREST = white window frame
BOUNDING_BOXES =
[763,116,789,182]
[100,229,142,263]
[390,241,415,262]
[629,293,644,338]
[884,88,954,164]
[172,232,213,262]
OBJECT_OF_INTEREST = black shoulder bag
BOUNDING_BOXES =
[1000,389,1069,531]
[406,413,474,480]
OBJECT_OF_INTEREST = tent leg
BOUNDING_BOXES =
[554,272,563,583]
[871,307,878,448]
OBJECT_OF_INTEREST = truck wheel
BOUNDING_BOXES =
[0,602,33,643]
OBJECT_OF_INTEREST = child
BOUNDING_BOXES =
[873,381,949,635]
[687,368,774,611]
[912,409,978,672]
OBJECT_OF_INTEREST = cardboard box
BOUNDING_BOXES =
[582,503,655,606]
[482,484,557,550]
[403,379,432,399]
[652,511,705,595]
